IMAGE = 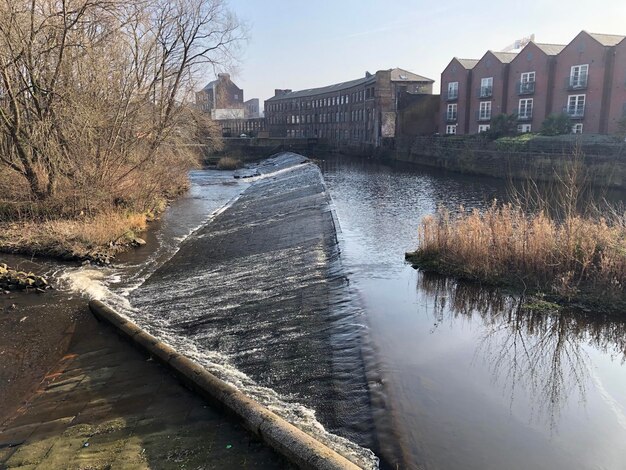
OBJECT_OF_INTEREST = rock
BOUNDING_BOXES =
[133,237,146,247]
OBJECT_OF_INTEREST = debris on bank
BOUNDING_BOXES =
[0,263,50,292]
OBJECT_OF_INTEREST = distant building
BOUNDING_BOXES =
[440,30,626,135]
[195,73,244,120]
[264,68,434,146]
[196,74,266,136]
[244,99,260,119]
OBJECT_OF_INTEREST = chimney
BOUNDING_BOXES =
[274,89,292,97]
[218,73,230,80]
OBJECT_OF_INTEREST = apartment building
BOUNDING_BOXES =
[440,58,478,135]
[440,31,626,135]
[468,51,517,134]
[505,42,565,133]
[264,68,434,146]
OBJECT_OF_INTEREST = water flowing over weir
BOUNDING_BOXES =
[64,153,381,468]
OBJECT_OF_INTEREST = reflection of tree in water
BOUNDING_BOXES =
[418,272,626,430]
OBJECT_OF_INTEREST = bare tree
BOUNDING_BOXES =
[0,0,243,216]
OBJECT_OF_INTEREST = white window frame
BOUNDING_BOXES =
[479,101,491,121]
[572,123,583,134]
[478,124,490,133]
[480,77,493,97]
[567,94,586,117]
[518,98,533,119]
[517,124,532,133]
[446,103,457,121]
[447,81,459,99]
[570,64,589,88]
[446,124,457,135]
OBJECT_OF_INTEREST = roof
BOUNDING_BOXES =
[490,51,518,63]
[587,32,625,46]
[534,42,566,55]
[456,58,479,69]
[202,80,218,91]
[266,68,433,101]
[390,68,434,83]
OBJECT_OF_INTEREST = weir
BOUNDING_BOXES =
[124,153,379,467]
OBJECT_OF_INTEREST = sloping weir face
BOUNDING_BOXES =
[130,154,378,465]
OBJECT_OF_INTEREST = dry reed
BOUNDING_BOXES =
[408,202,626,310]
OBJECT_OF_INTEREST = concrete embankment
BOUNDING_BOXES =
[0,300,286,469]
[89,300,361,470]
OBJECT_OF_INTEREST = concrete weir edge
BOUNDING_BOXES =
[88,299,363,470]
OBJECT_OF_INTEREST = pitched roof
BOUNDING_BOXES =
[390,68,434,83]
[588,32,625,46]
[266,68,433,101]
[534,42,566,55]
[456,58,479,69]
[490,51,518,63]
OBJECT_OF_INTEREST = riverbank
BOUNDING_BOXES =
[0,211,153,265]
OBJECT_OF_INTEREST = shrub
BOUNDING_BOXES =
[541,113,573,136]
[217,157,243,170]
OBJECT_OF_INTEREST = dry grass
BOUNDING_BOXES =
[408,203,626,310]
[0,212,148,262]
[216,156,243,170]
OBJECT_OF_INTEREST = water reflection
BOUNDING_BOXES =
[419,272,626,430]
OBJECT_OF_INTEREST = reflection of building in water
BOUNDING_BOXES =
[418,272,626,429]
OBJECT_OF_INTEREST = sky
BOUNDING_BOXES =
[213,0,626,106]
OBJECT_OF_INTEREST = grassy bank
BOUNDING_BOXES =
[406,203,626,312]
[0,211,151,264]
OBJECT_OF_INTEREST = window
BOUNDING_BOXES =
[567,94,585,117]
[517,124,532,133]
[572,123,584,134]
[520,72,535,94]
[518,98,533,119]
[446,124,457,135]
[570,64,589,88]
[478,124,490,133]
[446,103,457,121]
[234,94,239,100]
[447,82,459,100]
[479,101,491,121]
[480,77,493,97]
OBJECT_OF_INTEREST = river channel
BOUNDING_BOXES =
[44,154,626,469]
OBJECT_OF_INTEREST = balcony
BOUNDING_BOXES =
[479,86,493,98]
[563,106,585,119]
[446,91,459,101]
[444,111,458,122]
[566,75,588,90]
[518,81,535,95]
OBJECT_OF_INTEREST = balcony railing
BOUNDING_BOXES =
[446,91,459,101]
[563,105,585,118]
[517,111,533,121]
[445,111,458,122]
[518,81,535,95]
[566,74,588,90]
[479,86,493,98]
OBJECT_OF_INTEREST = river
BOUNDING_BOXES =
[48,154,626,469]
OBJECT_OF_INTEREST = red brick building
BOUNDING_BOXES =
[468,51,517,135]
[608,37,626,134]
[550,32,624,134]
[505,42,565,133]
[440,31,626,136]
[264,68,434,147]
[440,58,478,135]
